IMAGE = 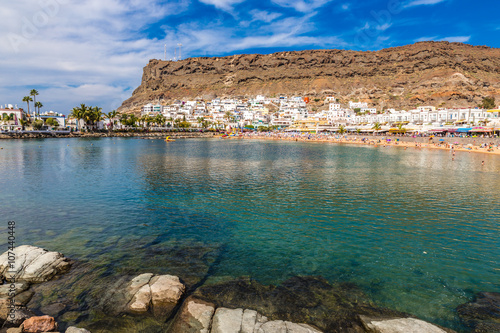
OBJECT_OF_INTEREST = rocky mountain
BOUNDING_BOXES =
[118,42,500,113]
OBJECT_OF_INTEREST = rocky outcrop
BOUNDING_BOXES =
[118,42,500,113]
[0,245,71,283]
[21,315,58,332]
[457,292,500,332]
[169,296,216,333]
[169,297,322,333]
[125,273,185,317]
[0,246,71,324]
[360,316,451,333]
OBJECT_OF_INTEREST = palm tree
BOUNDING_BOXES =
[224,111,232,126]
[373,122,382,135]
[155,114,165,128]
[69,104,88,131]
[91,106,104,131]
[30,89,39,118]
[34,101,43,116]
[338,125,346,134]
[397,123,406,134]
[22,96,33,117]
[106,110,118,131]
[19,119,28,131]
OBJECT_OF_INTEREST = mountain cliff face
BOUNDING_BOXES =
[118,42,500,113]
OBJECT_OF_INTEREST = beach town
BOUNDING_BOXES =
[1,94,499,152]
[2,95,500,133]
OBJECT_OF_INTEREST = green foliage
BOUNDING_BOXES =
[33,120,44,130]
[178,121,191,128]
[480,97,496,109]
[354,108,361,113]
[70,104,104,130]
[45,118,59,128]
[338,125,346,134]
[314,98,320,102]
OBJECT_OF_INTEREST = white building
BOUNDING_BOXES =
[349,101,368,109]
[329,103,341,111]
[142,103,163,115]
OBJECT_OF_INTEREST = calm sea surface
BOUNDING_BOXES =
[0,137,499,331]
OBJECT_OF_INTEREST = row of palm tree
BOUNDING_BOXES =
[69,104,105,131]
[22,89,43,119]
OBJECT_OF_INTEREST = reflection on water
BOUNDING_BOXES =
[0,138,499,331]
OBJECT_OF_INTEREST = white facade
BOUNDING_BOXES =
[329,103,341,111]
[349,101,368,109]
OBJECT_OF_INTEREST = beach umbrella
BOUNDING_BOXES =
[439,139,445,142]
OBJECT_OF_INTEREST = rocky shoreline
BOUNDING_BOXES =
[2,246,497,333]
[0,131,219,140]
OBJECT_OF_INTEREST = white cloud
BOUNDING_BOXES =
[341,3,350,10]
[440,36,471,43]
[163,14,347,56]
[0,0,189,113]
[249,9,282,23]
[405,0,447,7]
[0,0,345,114]
[272,0,332,13]
[198,0,245,11]
[414,36,437,42]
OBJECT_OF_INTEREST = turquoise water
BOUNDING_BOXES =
[0,138,499,331]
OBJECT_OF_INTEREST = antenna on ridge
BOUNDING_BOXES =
[178,43,182,60]
[174,47,177,61]
[164,44,167,61]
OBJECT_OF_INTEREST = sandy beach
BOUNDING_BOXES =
[243,132,500,156]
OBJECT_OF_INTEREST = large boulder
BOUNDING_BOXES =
[211,308,244,333]
[457,292,500,332]
[0,245,71,283]
[125,273,185,318]
[168,299,322,333]
[360,317,450,333]
[21,315,58,332]
[169,296,215,333]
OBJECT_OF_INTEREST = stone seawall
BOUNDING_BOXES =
[0,131,219,140]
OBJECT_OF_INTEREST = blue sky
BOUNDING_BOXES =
[0,0,498,114]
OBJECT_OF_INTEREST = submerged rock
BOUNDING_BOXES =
[65,327,91,333]
[193,276,390,332]
[3,307,36,326]
[0,245,71,283]
[457,292,500,332]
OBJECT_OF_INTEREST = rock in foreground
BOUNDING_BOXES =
[126,273,185,318]
[0,245,71,283]
[169,296,322,333]
[360,316,450,333]
[21,315,58,332]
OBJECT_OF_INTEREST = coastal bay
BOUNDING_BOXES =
[0,138,498,332]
